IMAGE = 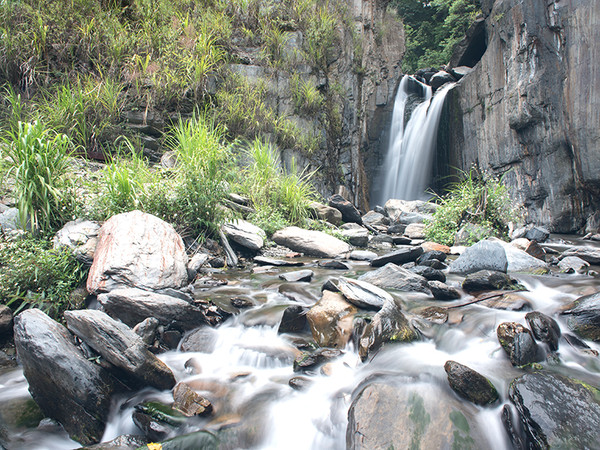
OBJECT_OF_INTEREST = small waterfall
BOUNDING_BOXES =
[378,75,455,204]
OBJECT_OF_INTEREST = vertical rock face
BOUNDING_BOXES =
[441,0,600,232]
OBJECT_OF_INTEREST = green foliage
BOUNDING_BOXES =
[424,168,517,246]
[3,121,75,235]
[303,4,338,70]
[0,235,88,319]
[391,0,481,72]
[290,73,324,116]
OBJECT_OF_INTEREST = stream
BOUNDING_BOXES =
[1,236,600,449]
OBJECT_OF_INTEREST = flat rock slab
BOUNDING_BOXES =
[13,309,117,445]
[449,240,508,274]
[98,288,208,330]
[560,246,600,264]
[279,269,314,282]
[336,277,392,310]
[370,246,424,267]
[222,219,266,251]
[272,226,351,258]
[359,263,429,293]
[349,250,377,261]
[254,256,304,267]
[64,310,176,390]
[87,210,188,294]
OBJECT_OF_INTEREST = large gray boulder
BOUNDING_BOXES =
[560,246,600,265]
[359,263,429,293]
[272,226,351,258]
[53,219,101,265]
[222,219,265,251]
[13,309,118,445]
[561,292,600,341]
[64,310,176,390]
[449,240,508,274]
[336,277,393,310]
[87,211,188,294]
[97,288,208,330]
[347,381,484,449]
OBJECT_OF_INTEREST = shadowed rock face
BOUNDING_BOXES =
[13,309,119,445]
[441,0,600,232]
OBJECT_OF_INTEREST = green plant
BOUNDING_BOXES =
[290,73,324,116]
[424,168,517,246]
[303,5,338,70]
[0,235,88,319]
[3,121,74,234]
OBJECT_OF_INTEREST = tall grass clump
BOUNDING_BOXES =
[3,121,74,235]
[290,73,323,116]
[241,138,318,235]
[424,168,517,246]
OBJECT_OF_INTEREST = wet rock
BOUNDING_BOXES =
[308,201,342,226]
[409,265,446,282]
[404,223,425,239]
[53,219,101,265]
[0,306,13,337]
[293,348,342,373]
[13,309,118,445]
[361,211,389,228]
[449,240,508,274]
[64,310,176,390]
[384,199,437,222]
[560,246,600,265]
[272,226,351,258]
[417,306,448,324]
[328,194,362,224]
[358,298,419,361]
[359,263,430,293]
[306,291,357,348]
[480,292,532,311]
[278,283,318,305]
[278,305,308,333]
[254,256,304,267]
[347,382,484,450]
[222,219,266,251]
[444,361,499,406]
[524,240,546,260]
[416,251,447,265]
[87,211,188,294]
[136,431,219,450]
[370,245,423,267]
[558,256,589,273]
[501,242,549,273]
[525,311,561,351]
[387,223,406,235]
[370,234,394,248]
[349,250,377,261]
[172,382,213,417]
[428,281,461,300]
[230,297,254,308]
[524,226,550,243]
[497,322,541,366]
[98,288,209,331]
[563,333,599,356]
[561,292,600,341]
[341,225,369,247]
[430,70,455,90]
[508,373,600,449]
[179,327,219,353]
[336,277,393,310]
[462,270,523,293]
[78,434,148,449]
[279,269,314,282]
[318,259,350,270]
[133,317,160,346]
[289,376,312,391]
[133,402,187,442]
[321,278,339,293]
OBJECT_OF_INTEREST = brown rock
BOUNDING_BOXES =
[306,291,357,348]
[172,382,213,417]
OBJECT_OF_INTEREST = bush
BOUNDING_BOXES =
[0,235,88,319]
[424,168,517,246]
[3,121,75,235]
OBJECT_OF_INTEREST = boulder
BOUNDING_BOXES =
[508,373,600,449]
[421,242,451,254]
[524,226,550,242]
[444,361,499,406]
[87,211,188,294]
[361,211,389,228]
[416,251,447,265]
[497,322,541,366]
[222,219,265,251]
[306,291,357,348]
[179,326,219,353]
[347,382,484,449]
[308,202,342,226]
[133,317,160,346]
[98,288,209,331]
[359,263,430,293]
[462,270,523,293]
[409,265,446,282]
[293,348,343,373]
[498,241,549,273]
[188,253,210,273]
[278,269,314,282]
[370,246,423,267]
[428,281,461,300]
[272,226,351,258]
[340,224,369,247]
[318,259,350,270]
[13,309,118,445]
[172,382,212,417]
[358,298,419,361]
[336,277,393,310]
[384,199,437,222]
[449,240,508,274]
[404,223,425,239]
[393,211,430,225]
[558,256,589,273]
[53,219,101,265]
[0,305,13,337]
[560,246,600,265]
[349,250,377,261]
[278,305,309,333]
[525,311,561,351]
[0,208,21,231]
[561,292,600,341]
[64,310,176,390]
[430,70,455,91]
[328,194,362,224]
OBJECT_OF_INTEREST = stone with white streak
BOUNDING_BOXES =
[222,219,266,251]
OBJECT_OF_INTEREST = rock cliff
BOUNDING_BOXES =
[439,0,600,232]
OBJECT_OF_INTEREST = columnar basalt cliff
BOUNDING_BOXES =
[439,0,600,232]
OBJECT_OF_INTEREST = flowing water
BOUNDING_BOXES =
[1,243,600,449]
[377,75,455,204]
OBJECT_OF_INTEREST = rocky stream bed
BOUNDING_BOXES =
[1,199,600,450]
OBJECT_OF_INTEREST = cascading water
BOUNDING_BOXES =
[377,75,455,204]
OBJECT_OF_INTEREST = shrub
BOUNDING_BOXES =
[3,121,75,235]
[424,168,517,246]
[0,235,88,319]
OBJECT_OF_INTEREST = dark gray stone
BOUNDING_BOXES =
[0,306,13,337]
[278,305,308,333]
[179,326,219,353]
[525,311,561,351]
[279,269,314,282]
[409,265,446,282]
[336,277,392,310]
[370,246,424,267]
[359,263,430,293]
[561,292,600,341]
[428,281,461,300]
[497,322,541,366]
[444,360,499,406]
[462,270,522,293]
[449,240,508,274]
[328,194,362,224]
[524,226,550,243]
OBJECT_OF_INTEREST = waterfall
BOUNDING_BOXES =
[378,75,455,204]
